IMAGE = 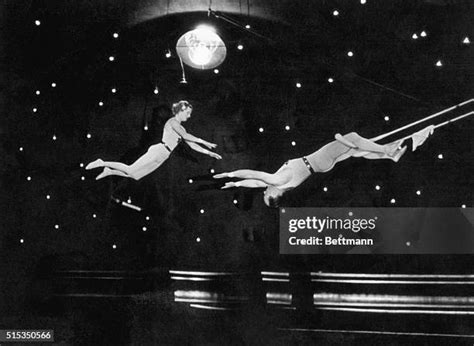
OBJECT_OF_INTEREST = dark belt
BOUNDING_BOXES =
[161,141,172,153]
[302,156,315,174]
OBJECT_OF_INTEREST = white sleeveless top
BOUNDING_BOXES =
[274,158,312,192]
[161,118,183,151]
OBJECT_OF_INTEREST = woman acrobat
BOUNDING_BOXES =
[214,132,407,207]
[86,100,222,180]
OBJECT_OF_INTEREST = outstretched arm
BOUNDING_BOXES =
[170,120,217,148]
[221,179,268,189]
[214,168,291,186]
[186,141,222,160]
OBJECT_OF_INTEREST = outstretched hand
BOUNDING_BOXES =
[202,141,217,149]
[208,152,222,160]
[221,182,238,189]
[213,172,234,179]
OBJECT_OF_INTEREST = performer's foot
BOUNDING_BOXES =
[95,167,111,180]
[384,139,405,157]
[86,159,104,170]
[392,146,407,162]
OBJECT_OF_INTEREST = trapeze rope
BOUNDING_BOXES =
[370,98,474,142]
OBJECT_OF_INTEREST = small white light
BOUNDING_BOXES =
[146,216,150,221]
[259,127,264,133]
[333,10,339,16]
[36,90,41,95]
[165,50,172,58]
[296,82,302,88]
[81,176,85,181]
[348,211,353,216]
[127,198,132,204]
[80,163,84,168]
[86,133,92,139]
[93,214,97,218]
[196,237,201,242]
[51,82,56,88]
[435,60,443,67]
[52,135,57,141]
[188,179,193,184]
[245,24,251,29]
[461,204,466,208]
[154,87,159,95]
[142,226,147,232]
[412,33,418,40]
[27,176,31,181]
[420,30,427,37]
[54,224,59,229]
[112,244,117,249]
[46,195,51,199]
[20,238,25,244]
[214,69,219,74]
[233,199,238,204]
[285,125,290,131]
[438,154,443,159]
[210,169,215,174]
[237,44,244,50]
[35,20,41,26]
[384,116,390,121]
[144,125,148,131]
[328,78,334,83]
[347,51,354,57]
[416,190,421,195]
[19,147,24,152]
[406,241,411,246]
[323,186,328,192]
[98,101,104,106]
[291,141,296,146]
[33,108,38,113]
[360,0,367,4]
[200,209,205,214]
[113,32,119,38]
[390,198,396,204]
[109,56,115,62]
[463,37,470,44]
[111,88,117,93]
[375,185,381,190]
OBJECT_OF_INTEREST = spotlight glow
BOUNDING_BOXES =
[390,198,396,204]
[463,37,470,44]
[375,185,381,190]
[420,30,427,37]
[19,147,23,151]
[245,24,251,29]
[35,20,41,26]
[46,195,51,199]
[296,82,302,88]
[259,127,264,133]
[113,32,119,38]
[53,135,57,141]
[146,216,150,221]
[412,33,418,40]
[347,51,354,57]
[384,116,390,121]
[142,227,147,232]
[93,214,97,218]
[237,44,244,50]
[33,108,37,113]
[291,141,296,146]
[154,87,159,94]
[86,133,92,139]
[360,0,367,4]
[461,204,466,208]
[111,88,117,93]
[188,179,193,184]
[196,237,201,242]
[200,209,205,214]
[36,90,40,95]
[54,224,59,229]
[328,78,334,83]
[210,169,215,174]
[27,176,31,181]
[112,244,117,249]
[109,56,115,62]
[80,163,84,167]
[333,10,339,16]
[323,187,328,192]
[416,190,421,195]
[285,125,290,131]
[435,60,443,67]
[20,239,24,243]
[144,125,148,131]
[51,82,56,87]
[81,176,85,180]
[214,69,219,74]
[438,153,443,159]
[233,199,238,204]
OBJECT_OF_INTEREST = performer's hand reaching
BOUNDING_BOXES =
[213,172,234,179]
[221,182,238,189]
[201,140,217,149]
[208,151,222,160]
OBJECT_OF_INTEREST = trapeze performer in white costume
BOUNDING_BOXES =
[86,100,222,180]
[214,132,406,207]
[214,97,474,207]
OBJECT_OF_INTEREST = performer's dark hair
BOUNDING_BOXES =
[172,100,192,115]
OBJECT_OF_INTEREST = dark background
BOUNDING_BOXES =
[0,0,473,344]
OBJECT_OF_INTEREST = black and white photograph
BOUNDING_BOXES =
[0,0,473,344]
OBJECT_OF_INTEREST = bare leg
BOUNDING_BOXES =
[338,132,403,156]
